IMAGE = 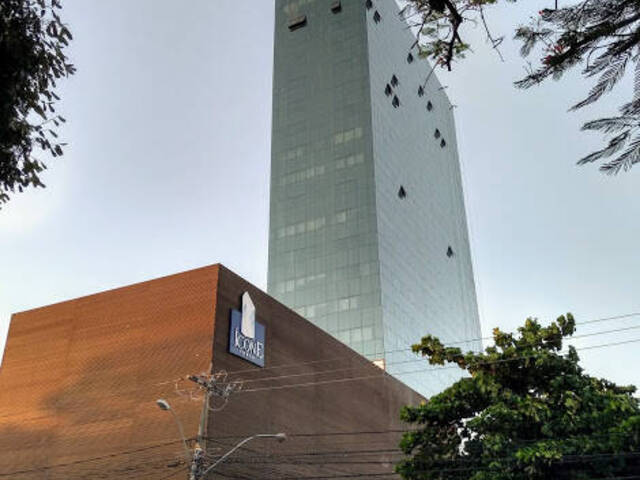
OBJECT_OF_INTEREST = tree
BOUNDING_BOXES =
[402,0,640,174]
[0,0,75,206]
[396,314,640,480]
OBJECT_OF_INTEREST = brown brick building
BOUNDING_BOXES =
[0,265,423,479]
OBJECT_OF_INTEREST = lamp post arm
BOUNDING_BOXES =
[168,408,192,465]
[201,434,272,477]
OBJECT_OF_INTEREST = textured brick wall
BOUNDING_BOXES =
[0,265,219,479]
[0,264,422,479]
[205,266,423,479]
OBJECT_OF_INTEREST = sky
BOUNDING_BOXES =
[1,0,639,389]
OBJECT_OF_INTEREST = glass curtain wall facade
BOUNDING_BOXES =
[268,0,481,397]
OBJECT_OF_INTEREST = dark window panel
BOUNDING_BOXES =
[288,15,307,31]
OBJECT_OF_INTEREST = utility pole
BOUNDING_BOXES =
[185,370,243,480]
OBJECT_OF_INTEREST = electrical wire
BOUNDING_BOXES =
[203,427,638,445]
[2,427,638,477]
[211,450,640,478]
[218,322,640,387]
[0,437,192,477]
[3,315,640,478]
[221,312,640,376]
[235,336,640,394]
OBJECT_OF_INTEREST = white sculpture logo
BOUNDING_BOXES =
[241,292,256,338]
[229,292,265,367]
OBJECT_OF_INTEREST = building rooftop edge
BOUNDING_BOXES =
[10,263,226,319]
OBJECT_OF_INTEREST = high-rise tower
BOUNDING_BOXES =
[268,0,481,397]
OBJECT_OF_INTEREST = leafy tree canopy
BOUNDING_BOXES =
[397,314,640,480]
[0,0,74,206]
[402,0,640,174]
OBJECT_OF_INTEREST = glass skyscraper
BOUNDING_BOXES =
[267,0,482,397]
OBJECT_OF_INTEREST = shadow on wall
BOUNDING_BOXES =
[0,331,211,480]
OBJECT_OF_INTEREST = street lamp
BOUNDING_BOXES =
[156,398,192,465]
[157,399,285,479]
[199,432,287,478]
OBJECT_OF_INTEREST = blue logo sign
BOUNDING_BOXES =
[229,292,265,367]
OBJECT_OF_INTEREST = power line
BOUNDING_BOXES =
[221,312,640,377]
[236,337,640,394]
[0,438,192,477]
[216,449,640,464]
[204,427,636,445]
[156,467,189,480]
[3,315,639,477]
[0,453,181,480]
[3,329,637,476]
[201,431,640,460]
[16,322,627,421]
[2,430,637,477]
[216,471,640,480]
[220,322,640,387]
[211,451,640,479]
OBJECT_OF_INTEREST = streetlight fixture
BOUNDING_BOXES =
[157,398,285,479]
[199,432,287,478]
[156,398,192,465]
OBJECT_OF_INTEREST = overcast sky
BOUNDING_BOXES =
[1,0,638,389]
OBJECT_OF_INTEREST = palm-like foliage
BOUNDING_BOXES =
[404,0,640,174]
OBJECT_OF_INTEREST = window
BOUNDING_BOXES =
[434,128,441,139]
[398,186,407,199]
[351,329,362,342]
[447,246,454,258]
[373,10,381,23]
[407,53,414,63]
[365,0,373,9]
[338,298,350,311]
[392,95,400,108]
[427,101,433,111]
[390,74,398,86]
[384,83,392,96]
[288,15,307,31]
[344,129,354,142]
[418,85,424,97]
[334,127,362,145]
[331,0,342,13]
[336,153,364,170]
[440,138,447,148]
